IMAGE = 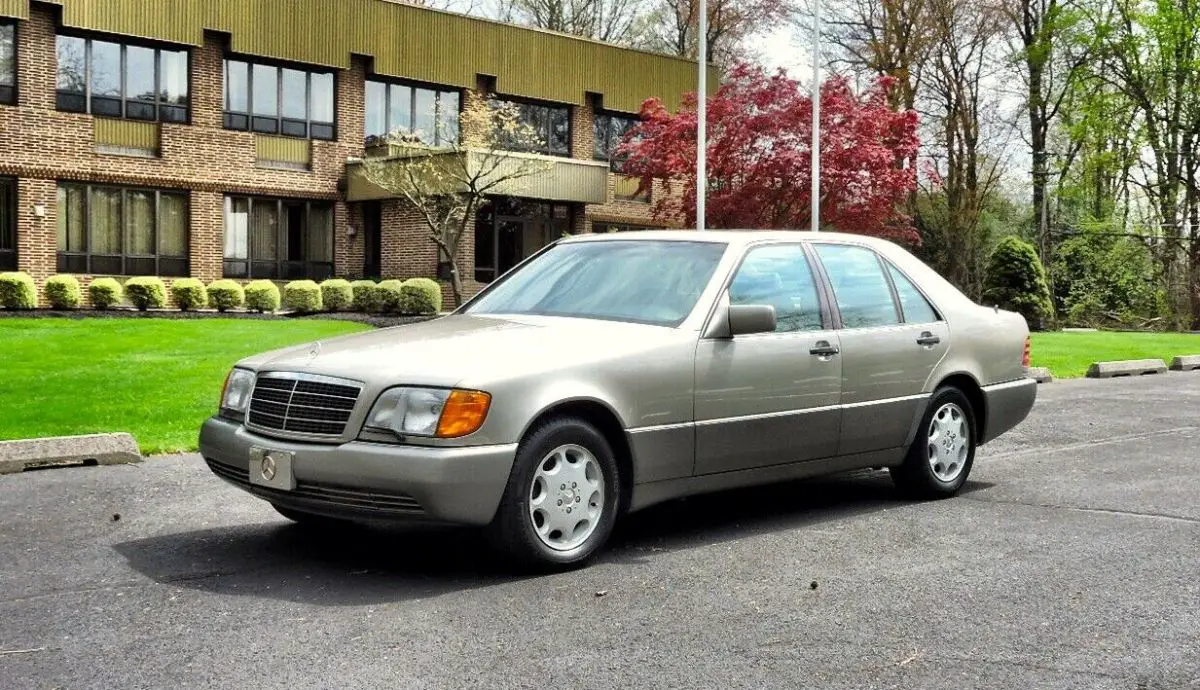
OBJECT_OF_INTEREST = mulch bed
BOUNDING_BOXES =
[0,309,437,329]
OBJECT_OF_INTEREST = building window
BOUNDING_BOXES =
[0,177,15,271]
[593,222,660,234]
[55,35,188,122]
[56,183,189,276]
[364,79,460,147]
[0,23,15,105]
[491,98,571,157]
[224,59,335,140]
[593,112,639,170]
[223,196,334,280]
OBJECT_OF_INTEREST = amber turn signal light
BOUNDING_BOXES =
[436,390,492,438]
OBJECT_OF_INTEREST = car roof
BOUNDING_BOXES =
[561,229,899,250]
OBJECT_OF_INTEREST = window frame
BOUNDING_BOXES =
[0,21,16,105]
[222,55,337,141]
[363,76,461,147]
[55,181,190,276]
[807,242,905,331]
[713,241,834,335]
[0,176,16,271]
[222,195,335,280]
[593,110,639,170]
[884,259,943,323]
[491,96,572,157]
[54,32,191,123]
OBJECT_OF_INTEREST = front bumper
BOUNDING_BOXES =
[198,416,517,525]
[979,377,1037,444]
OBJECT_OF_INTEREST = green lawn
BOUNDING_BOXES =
[1031,331,1200,378]
[0,318,371,455]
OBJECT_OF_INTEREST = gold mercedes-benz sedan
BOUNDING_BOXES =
[200,231,1037,569]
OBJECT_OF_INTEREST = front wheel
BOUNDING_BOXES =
[488,417,620,570]
[890,387,977,499]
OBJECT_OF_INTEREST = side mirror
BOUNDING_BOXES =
[728,304,777,337]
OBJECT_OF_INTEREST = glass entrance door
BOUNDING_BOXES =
[474,198,572,283]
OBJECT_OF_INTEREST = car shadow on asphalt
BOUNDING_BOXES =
[112,473,993,605]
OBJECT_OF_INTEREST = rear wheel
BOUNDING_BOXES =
[488,417,620,570]
[890,387,976,499]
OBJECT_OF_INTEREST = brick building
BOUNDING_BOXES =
[0,0,708,303]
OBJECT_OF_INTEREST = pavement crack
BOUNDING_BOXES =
[960,496,1200,525]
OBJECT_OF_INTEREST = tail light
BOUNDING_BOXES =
[1022,336,1031,368]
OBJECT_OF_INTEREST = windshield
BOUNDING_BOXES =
[465,240,728,326]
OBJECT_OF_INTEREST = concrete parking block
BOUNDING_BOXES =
[0,433,141,474]
[1086,359,1169,378]
[1169,355,1200,371]
[1025,367,1054,383]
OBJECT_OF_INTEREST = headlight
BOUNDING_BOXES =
[220,368,256,418]
[364,387,491,439]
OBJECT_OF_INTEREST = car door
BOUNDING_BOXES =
[812,243,949,456]
[693,243,842,475]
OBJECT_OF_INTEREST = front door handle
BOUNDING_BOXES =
[809,341,840,358]
[916,332,941,347]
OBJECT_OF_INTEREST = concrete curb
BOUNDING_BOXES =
[1086,359,1169,379]
[0,433,142,475]
[1169,355,1200,372]
[1026,367,1054,383]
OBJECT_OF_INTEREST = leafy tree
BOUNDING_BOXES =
[1052,230,1162,328]
[619,62,920,242]
[982,236,1055,330]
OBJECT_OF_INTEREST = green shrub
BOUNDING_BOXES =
[983,236,1055,331]
[351,279,379,312]
[89,278,123,310]
[320,279,354,312]
[170,278,208,311]
[207,279,245,312]
[0,272,37,310]
[125,277,167,311]
[244,280,281,313]
[44,275,83,310]
[399,277,443,315]
[283,280,323,313]
[376,279,406,314]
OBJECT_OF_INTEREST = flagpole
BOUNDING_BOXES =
[811,0,821,232]
[697,0,708,231]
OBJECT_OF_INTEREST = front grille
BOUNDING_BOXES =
[204,458,424,515]
[247,373,360,437]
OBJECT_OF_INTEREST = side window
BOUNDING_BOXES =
[887,263,939,323]
[814,244,901,329]
[728,244,824,332]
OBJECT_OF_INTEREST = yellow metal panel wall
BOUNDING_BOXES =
[0,0,26,19]
[255,135,312,165]
[93,118,160,150]
[31,0,713,112]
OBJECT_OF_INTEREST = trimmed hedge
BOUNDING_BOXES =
[245,280,281,313]
[125,277,167,311]
[0,272,37,310]
[983,236,1055,331]
[351,279,379,312]
[399,277,443,315]
[376,279,406,314]
[207,279,245,312]
[283,280,323,313]
[89,278,123,310]
[320,279,353,312]
[45,275,83,310]
[171,278,208,311]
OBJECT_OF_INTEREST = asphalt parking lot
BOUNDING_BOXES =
[1,375,1198,690]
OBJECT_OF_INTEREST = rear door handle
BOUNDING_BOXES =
[810,341,840,358]
[916,332,941,347]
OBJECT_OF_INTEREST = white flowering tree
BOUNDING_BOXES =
[359,101,553,306]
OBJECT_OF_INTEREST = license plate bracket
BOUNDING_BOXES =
[248,447,296,491]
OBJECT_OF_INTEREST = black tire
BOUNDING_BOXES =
[488,416,621,571]
[271,503,348,529]
[890,387,977,499]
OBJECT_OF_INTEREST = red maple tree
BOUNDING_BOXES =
[618,62,922,243]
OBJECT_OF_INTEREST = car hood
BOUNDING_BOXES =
[238,313,689,388]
